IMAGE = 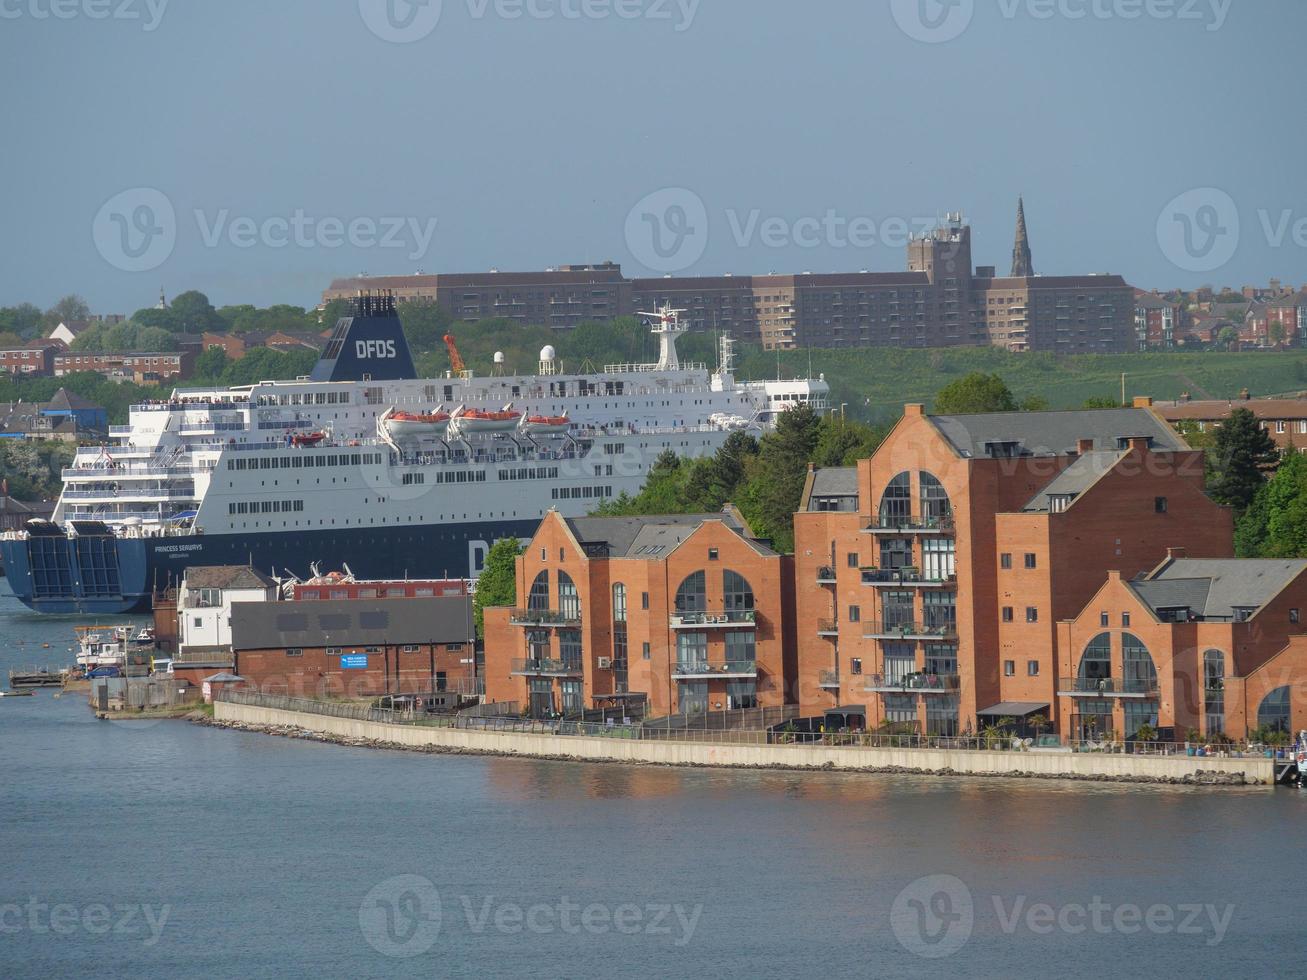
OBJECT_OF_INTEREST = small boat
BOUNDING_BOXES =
[0,690,35,698]
[521,413,571,435]
[291,431,327,447]
[382,408,451,441]
[455,406,522,433]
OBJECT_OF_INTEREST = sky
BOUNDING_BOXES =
[2,0,1305,315]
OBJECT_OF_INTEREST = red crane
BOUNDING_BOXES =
[443,334,466,375]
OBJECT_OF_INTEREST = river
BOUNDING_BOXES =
[1,591,1304,978]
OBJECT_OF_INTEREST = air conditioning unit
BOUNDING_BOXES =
[597,657,612,669]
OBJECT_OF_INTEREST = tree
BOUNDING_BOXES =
[473,537,523,638]
[1216,326,1239,350]
[169,290,223,333]
[0,303,44,339]
[1235,450,1307,558]
[933,372,1018,415]
[192,347,230,380]
[1208,407,1279,513]
[42,294,90,330]
[1082,396,1124,410]
[1269,319,1287,348]
[753,404,822,551]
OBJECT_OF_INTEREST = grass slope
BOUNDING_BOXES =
[739,347,1307,422]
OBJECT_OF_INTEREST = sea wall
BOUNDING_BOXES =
[211,700,1276,786]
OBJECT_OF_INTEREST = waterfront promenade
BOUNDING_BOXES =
[212,693,1274,786]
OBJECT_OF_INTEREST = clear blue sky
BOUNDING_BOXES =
[3,0,1304,314]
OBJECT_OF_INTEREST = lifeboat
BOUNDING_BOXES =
[521,413,571,435]
[291,431,327,446]
[383,408,451,440]
[455,406,522,433]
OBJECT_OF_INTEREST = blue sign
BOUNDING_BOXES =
[340,654,369,670]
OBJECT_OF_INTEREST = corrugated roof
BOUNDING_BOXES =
[232,596,473,651]
[929,408,1185,458]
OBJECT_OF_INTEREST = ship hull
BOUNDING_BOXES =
[0,519,539,614]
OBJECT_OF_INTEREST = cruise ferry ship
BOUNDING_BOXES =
[0,295,828,613]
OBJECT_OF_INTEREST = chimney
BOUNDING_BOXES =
[1128,437,1151,452]
[905,403,925,417]
[1240,387,1251,401]
[1132,396,1154,408]
[1180,391,1191,403]
[1076,438,1095,454]
[807,462,815,473]
[1167,547,1187,560]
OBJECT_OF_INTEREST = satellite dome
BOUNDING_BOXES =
[540,345,557,361]
[493,351,505,364]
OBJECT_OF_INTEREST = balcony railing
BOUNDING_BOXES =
[669,610,757,629]
[862,516,955,534]
[861,568,956,588]
[864,672,961,693]
[862,621,957,640]
[816,566,837,584]
[818,670,841,689]
[508,609,582,627]
[816,618,840,636]
[1058,676,1159,697]
[672,660,757,679]
[511,658,584,677]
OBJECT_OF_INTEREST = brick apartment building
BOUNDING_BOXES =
[483,510,795,719]
[322,203,1137,353]
[1153,393,1307,452]
[54,350,194,383]
[0,344,56,377]
[792,402,1234,737]
[1134,292,1187,350]
[1058,555,1307,741]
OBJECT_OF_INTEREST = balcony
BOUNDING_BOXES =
[862,516,955,535]
[816,566,838,584]
[1058,676,1159,698]
[669,610,756,629]
[511,658,584,677]
[816,618,840,637]
[818,670,842,690]
[508,609,581,628]
[864,672,961,694]
[673,660,757,679]
[862,621,957,641]
[861,568,956,589]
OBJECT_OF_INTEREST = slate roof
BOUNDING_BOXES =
[928,409,1186,459]
[183,565,278,591]
[45,388,101,412]
[1023,451,1125,511]
[1130,558,1307,620]
[231,596,473,650]
[562,511,775,559]
[810,467,858,497]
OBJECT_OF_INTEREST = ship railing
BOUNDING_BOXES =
[62,487,196,500]
[63,465,209,479]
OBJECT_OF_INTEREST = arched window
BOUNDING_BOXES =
[558,571,580,620]
[1121,634,1158,694]
[527,571,550,611]
[1077,633,1112,689]
[919,472,952,524]
[879,472,912,525]
[723,570,754,612]
[675,571,706,613]
[612,583,627,623]
[1258,686,1291,734]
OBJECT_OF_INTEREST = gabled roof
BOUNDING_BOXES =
[928,408,1186,459]
[182,565,278,591]
[562,511,776,559]
[45,388,101,412]
[1023,451,1125,511]
[1130,558,1307,620]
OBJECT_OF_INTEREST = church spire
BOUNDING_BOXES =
[1010,196,1034,278]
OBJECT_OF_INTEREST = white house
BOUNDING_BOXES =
[47,320,91,346]
[177,566,278,659]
